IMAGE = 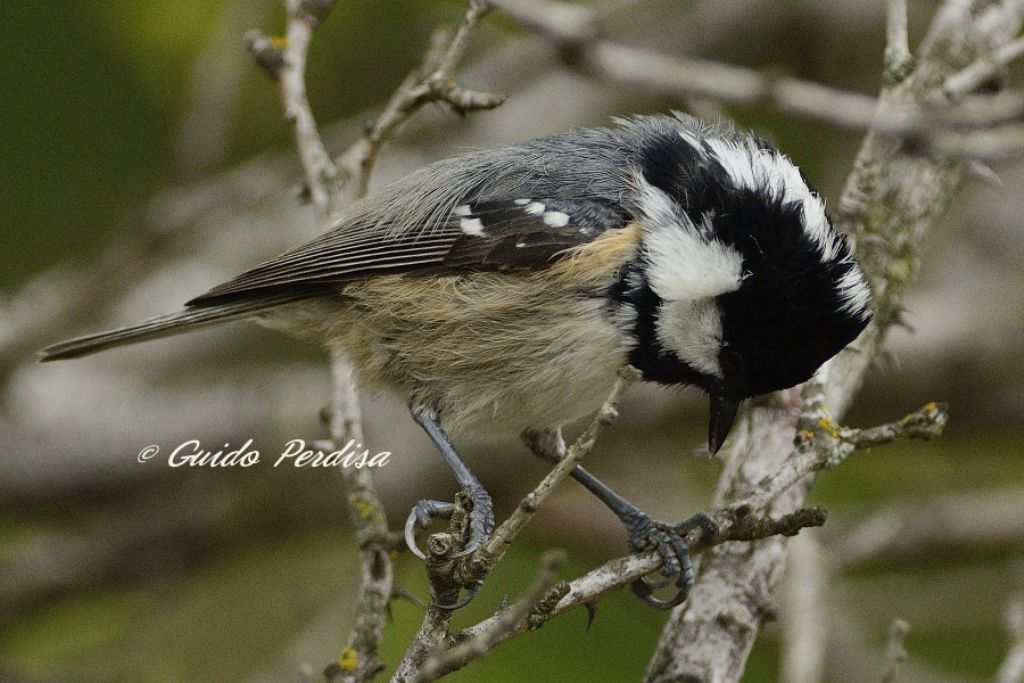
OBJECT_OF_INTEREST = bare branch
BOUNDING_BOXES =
[391,367,639,680]
[411,551,566,683]
[995,595,1024,683]
[885,0,914,85]
[944,36,1024,99]
[491,0,1024,162]
[247,0,343,223]
[780,532,829,683]
[324,352,393,683]
[335,0,504,198]
[247,3,386,680]
[880,619,911,683]
[423,506,829,679]
[834,489,1024,569]
[745,400,948,513]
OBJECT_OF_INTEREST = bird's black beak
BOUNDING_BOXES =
[708,391,740,455]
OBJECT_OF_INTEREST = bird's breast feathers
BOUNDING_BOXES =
[320,223,643,433]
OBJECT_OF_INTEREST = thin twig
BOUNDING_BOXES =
[425,506,829,678]
[247,3,394,680]
[411,551,566,683]
[335,0,504,198]
[466,366,641,580]
[391,367,638,681]
[745,400,948,512]
[880,619,910,683]
[490,0,1024,161]
[995,595,1024,683]
[247,0,344,223]
[885,0,914,85]
[325,353,393,683]
[944,36,1024,99]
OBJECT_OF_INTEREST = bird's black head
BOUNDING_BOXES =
[616,115,872,451]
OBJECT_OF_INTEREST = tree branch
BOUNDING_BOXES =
[490,0,1024,160]
[411,551,566,683]
[884,0,914,85]
[469,366,640,579]
[247,0,343,223]
[880,619,911,683]
[995,595,1024,683]
[420,506,829,680]
[335,0,504,199]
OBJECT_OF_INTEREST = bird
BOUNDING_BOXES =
[40,113,873,609]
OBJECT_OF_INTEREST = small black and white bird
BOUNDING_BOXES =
[41,114,872,608]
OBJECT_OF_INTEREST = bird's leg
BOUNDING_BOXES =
[405,405,495,564]
[568,465,715,609]
[525,428,715,609]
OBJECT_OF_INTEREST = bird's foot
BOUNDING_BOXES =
[626,511,718,609]
[403,484,494,610]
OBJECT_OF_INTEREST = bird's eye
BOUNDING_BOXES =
[719,346,744,377]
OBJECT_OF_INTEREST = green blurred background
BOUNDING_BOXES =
[2,1,1022,682]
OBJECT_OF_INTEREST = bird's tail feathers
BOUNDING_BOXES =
[38,294,307,362]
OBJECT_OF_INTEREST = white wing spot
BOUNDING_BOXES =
[543,211,569,227]
[515,242,526,248]
[525,202,546,216]
[460,217,485,236]
[513,198,530,205]
[454,204,472,216]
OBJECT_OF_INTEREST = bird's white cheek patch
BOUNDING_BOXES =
[657,298,724,378]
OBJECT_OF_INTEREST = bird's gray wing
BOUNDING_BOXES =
[187,196,629,306]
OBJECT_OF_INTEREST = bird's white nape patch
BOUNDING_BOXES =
[543,210,569,227]
[657,298,725,378]
[704,138,839,262]
[459,217,485,236]
[634,174,745,301]
[677,127,701,150]
[836,264,872,320]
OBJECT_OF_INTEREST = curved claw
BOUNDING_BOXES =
[630,578,689,610]
[452,539,482,558]
[404,500,457,561]
[404,511,428,560]
[435,582,483,611]
[636,572,677,590]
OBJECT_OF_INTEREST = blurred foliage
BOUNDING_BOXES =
[1,0,453,289]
